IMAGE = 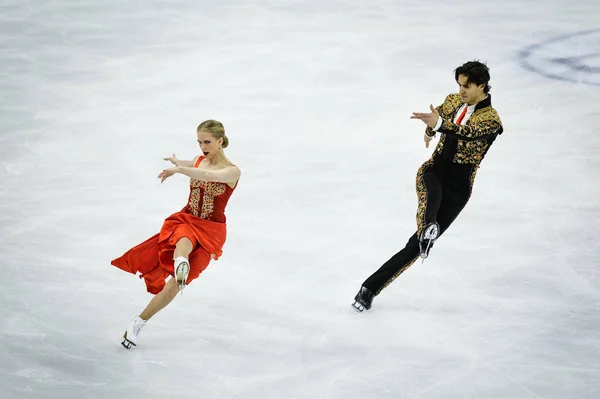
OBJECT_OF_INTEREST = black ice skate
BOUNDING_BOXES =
[419,222,440,262]
[352,286,374,313]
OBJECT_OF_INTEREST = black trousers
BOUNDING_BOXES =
[363,157,476,295]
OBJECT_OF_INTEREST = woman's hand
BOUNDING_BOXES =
[158,167,179,183]
[164,154,179,166]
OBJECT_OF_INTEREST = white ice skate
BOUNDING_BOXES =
[121,316,147,349]
[174,256,190,295]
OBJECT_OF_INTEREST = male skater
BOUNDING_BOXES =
[352,60,503,312]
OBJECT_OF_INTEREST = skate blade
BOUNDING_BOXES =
[420,245,430,262]
[121,333,135,349]
[175,262,189,296]
[419,236,434,262]
[419,245,427,262]
[352,301,365,313]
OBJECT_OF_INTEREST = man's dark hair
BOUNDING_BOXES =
[455,60,491,94]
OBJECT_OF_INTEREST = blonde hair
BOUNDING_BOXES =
[197,119,229,148]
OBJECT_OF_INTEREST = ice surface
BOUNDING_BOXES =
[1,0,599,398]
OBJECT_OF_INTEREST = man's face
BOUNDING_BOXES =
[457,74,486,105]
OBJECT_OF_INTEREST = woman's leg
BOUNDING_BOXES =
[174,237,193,259]
[139,277,180,320]
[139,237,194,320]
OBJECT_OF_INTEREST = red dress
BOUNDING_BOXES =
[111,156,238,294]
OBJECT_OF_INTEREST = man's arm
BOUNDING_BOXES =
[436,110,503,141]
[424,102,444,138]
[413,104,502,141]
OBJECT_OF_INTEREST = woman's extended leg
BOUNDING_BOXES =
[139,237,193,320]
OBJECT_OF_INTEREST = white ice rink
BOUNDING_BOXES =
[1,1,599,398]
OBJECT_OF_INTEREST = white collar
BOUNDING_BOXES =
[463,103,477,112]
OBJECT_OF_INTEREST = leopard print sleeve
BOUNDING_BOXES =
[438,107,503,141]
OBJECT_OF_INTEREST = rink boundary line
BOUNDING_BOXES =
[518,28,600,86]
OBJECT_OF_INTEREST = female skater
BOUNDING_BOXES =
[112,120,241,349]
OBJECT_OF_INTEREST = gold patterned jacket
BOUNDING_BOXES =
[425,93,503,166]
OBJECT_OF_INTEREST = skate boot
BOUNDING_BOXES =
[174,256,190,295]
[352,286,375,313]
[121,316,147,349]
[419,222,440,262]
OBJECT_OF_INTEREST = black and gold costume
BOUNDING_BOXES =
[363,93,503,295]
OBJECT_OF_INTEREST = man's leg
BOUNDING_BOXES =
[422,172,444,226]
[353,189,469,312]
[436,189,470,237]
[352,233,421,312]
[417,172,445,258]
[415,159,442,235]
[360,185,469,299]
[362,233,421,295]
[352,160,441,311]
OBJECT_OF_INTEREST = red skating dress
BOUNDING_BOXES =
[111,156,238,294]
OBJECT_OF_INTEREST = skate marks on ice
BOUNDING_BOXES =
[518,28,600,86]
[0,312,111,397]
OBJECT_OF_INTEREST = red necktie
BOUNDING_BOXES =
[455,106,468,125]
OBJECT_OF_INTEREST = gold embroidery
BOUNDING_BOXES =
[429,93,502,166]
[189,179,227,219]
[415,158,434,236]
[189,187,202,217]
[468,167,478,200]
[200,181,226,219]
